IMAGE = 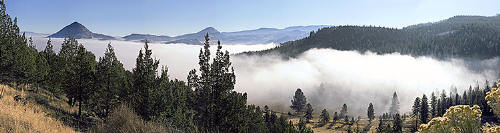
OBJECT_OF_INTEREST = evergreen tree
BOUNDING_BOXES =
[367,102,375,122]
[91,43,127,118]
[462,90,468,106]
[59,37,81,106]
[304,103,313,123]
[187,34,257,132]
[340,103,348,118]
[430,92,438,118]
[420,94,429,123]
[71,44,96,117]
[132,42,159,120]
[412,97,421,132]
[389,92,400,115]
[440,90,448,116]
[333,112,338,124]
[319,109,330,126]
[41,38,63,94]
[33,40,49,91]
[392,114,402,133]
[290,88,307,114]
[376,116,386,133]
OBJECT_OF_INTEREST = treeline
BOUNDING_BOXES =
[0,1,312,132]
[243,15,500,60]
[411,81,498,131]
[289,88,405,132]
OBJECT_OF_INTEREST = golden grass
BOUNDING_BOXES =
[90,104,175,133]
[0,84,77,133]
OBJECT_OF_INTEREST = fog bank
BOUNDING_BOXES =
[32,37,499,116]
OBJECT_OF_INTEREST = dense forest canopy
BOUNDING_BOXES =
[243,15,500,60]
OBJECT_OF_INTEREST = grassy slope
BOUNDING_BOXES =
[0,84,78,133]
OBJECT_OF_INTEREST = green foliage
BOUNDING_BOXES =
[340,103,348,118]
[89,44,127,118]
[392,114,402,133]
[263,110,303,133]
[41,38,64,94]
[132,42,159,120]
[430,92,438,118]
[367,103,375,122]
[304,103,313,123]
[319,109,329,126]
[376,115,392,133]
[420,94,429,123]
[297,118,307,132]
[290,88,307,114]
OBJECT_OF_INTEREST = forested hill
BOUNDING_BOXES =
[242,15,500,60]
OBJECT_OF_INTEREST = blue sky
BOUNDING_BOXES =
[5,0,500,36]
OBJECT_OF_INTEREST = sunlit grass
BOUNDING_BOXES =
[0,84,76,133]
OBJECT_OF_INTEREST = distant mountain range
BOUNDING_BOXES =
[44,22,330,45]
[243,15,500,60]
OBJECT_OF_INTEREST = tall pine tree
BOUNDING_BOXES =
[132,42,159,120]
[420,94,429,123]
[389,92,400,115]
[367,103,375,122]
[290,88,307,114]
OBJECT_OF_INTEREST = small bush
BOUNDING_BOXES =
[419,105,481,133]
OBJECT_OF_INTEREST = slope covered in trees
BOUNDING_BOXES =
[243,15,500,60]
[0,1,310,132]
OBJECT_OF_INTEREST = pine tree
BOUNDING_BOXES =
[132,42,159,120]
[389,92,400,115]
[440,90,447,116]
[340,103,348,118]
[187,34,255,132]
[333,112,338,124]
[72,45,96,117]
[420,94,429,123]
[304,103,313,123]
[376,116,385,133]
[40,38,63,94]
[32,39,49,92]
[430,92,437,118]
[59,38,83,106]
[319,109,330,126]
[367,102,375,122]
[412,97,421,132]
[290,88,307,114]
[462,90,468,106]
[91,43,127,118]
[392,114,402,133]
[468,86,473,105]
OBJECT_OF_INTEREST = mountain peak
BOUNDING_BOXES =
[198,27,219,34]
[48,22,114,40]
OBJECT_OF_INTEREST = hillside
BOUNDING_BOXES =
[0,84,77,132]
[243,15,500,60]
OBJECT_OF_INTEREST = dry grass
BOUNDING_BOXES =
[90,104,177,133]
[0,84,77,133]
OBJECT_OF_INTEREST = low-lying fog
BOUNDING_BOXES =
[32,37,499,116]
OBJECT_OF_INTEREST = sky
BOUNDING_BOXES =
[5,0,500,36]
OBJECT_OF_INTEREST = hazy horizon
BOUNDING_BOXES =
[6,0,500,36]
